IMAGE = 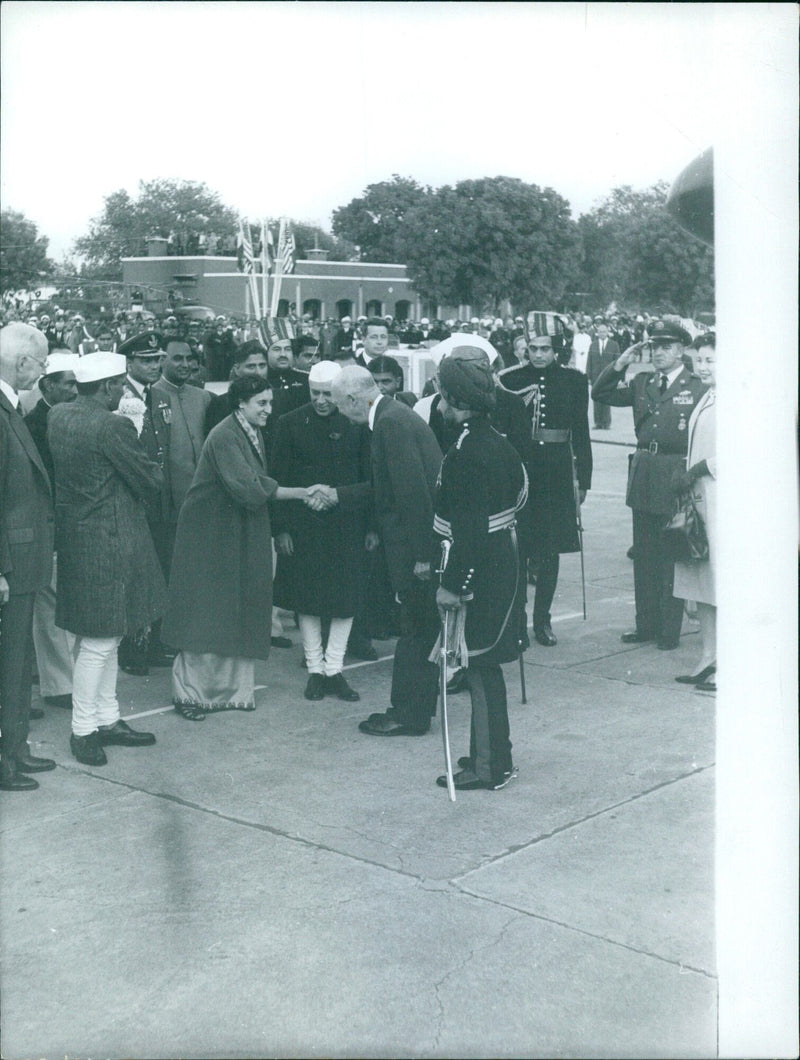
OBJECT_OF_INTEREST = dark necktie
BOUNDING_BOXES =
[659,374,668,394]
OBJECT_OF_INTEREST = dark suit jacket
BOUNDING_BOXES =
[1,391,53,595]
[47,398,166,637]
[586,338,620,384]
[371,396,442,594]
[23,397,55,484]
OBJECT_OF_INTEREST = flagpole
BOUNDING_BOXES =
[261,219,269,321]
[270,217,286,318]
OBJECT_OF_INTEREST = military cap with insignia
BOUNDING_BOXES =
[118,331,166,358]
[647,319,693,346]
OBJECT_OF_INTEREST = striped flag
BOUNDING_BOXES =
[277,221,295,275]
[261,219,273,273]
[237,218,255,274]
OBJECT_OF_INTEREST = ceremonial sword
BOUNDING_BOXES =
[437,539,456,803]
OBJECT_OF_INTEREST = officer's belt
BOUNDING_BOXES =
[533,429,569,443]
[636,442,683,455]
[434,510,518,538]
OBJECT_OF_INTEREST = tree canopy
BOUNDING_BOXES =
[74,179,240,277]
[0,209,53,294]
[398,177,580,313]
[332,175,429,262]
[577,183,714,314]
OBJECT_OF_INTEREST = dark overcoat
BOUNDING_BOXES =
[371,396,442,595]
[47,398,165,637]
[434,417,528,665]
[497,361,592,554]
[161,414,277,659]
[592,363,707,515]
[271,404,371,617]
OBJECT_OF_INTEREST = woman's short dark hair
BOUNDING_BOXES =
[228,374,270,408]
[692,331,715,350]
[234,339,267,364]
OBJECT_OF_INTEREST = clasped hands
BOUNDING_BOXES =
[303,483,338,512]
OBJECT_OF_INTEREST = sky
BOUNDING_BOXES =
[1,1,721,262]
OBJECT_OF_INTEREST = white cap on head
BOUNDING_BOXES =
[420,317,430,325]
[341,316,352,323]
[470,317,480,325]
[74,351,127,383]
[44,352,80,376]
[308,360,342,385]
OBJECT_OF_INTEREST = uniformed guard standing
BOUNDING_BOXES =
[592,320,707,649]
[433,355,528,791]
[497,314,592,646]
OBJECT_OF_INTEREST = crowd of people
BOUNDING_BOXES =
[1,310,716,794]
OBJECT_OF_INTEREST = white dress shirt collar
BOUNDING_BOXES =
[368,392,385,431]
[0,378,20,409]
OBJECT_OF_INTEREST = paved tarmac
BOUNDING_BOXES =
[0,430,718,1059]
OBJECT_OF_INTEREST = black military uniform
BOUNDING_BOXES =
[497,358,592,642]
[434,413,528,789]
[592,321,707,646]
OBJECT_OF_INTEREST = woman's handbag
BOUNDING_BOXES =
[662,490,709,562]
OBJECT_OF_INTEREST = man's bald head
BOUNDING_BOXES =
[0,323,48,392]
[331,364,380,424]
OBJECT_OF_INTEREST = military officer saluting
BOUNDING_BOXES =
[592,319,707,649]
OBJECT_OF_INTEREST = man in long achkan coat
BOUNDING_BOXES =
[497,314,592,647]
[433,355,528,791]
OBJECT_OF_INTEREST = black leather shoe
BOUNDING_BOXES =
[29,706,45,719]
[1,772,39,791]
[147,648,177,667]
[325,674,360,702]
[119,660,150,676]
[304,673,326,701]
[626,546,636,559]
[45,694,73,709]
[621,631,654,644]
[15,752,56,773]
[446,669,470,694]
[676,664,716,685]
[457,755,473,770]
[347,638,378,661]
[271,636,293,649]
[656,638,679,651]
[358,714,429,736]
[534,624,557,647]
[695,678,717,693]
[436,766,519,791]
[70,732,108,766]
[97,720,156,746]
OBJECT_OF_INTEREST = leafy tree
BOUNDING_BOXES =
[0,209,53,294]
[397,177,579,313]
[576,183,714,314]
[74,179,240,278]
[332,175,429,262]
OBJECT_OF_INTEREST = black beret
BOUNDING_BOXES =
[118,331,166,358]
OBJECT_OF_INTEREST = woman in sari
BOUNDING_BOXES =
[162,375,313,719]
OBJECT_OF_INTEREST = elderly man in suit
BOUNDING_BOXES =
[47,352,164,767]
[24,351,79,712]
[586,323,620,429]
[332,365,442,737]
[0,323,57,790]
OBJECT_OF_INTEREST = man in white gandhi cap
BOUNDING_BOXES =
[270,361,376,703]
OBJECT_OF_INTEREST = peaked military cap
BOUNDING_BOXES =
[118,331,166,358]
[647,319,693,346]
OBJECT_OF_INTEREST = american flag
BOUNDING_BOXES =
[276,221,295,275]
[261,219,273,273]
[237,218,255,274]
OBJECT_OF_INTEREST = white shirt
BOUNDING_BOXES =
[0,378,20,409]
[658,364,684,389]
[368,392,385,431]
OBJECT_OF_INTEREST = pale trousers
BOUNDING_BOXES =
[33,557,75,697]
[298,615,353,676]
[71,636,122,736]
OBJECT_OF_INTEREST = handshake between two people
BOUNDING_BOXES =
[303,483,339,512]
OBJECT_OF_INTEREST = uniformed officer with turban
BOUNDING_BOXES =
[433,353,528,790]
[592,319,707,648]
[497,314,592,647]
